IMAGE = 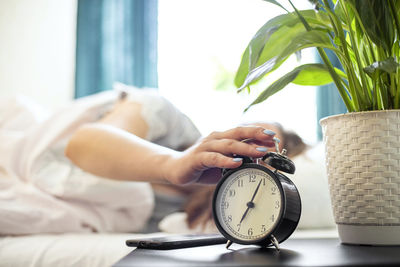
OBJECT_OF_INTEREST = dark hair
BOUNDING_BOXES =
[242,121,308,158]
[273,122,308,158]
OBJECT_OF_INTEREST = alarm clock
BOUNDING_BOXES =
[212,138,301,250]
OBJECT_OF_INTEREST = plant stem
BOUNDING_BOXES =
[389,0,400,109]
[380,75,389,109]
[339,0,371,110]
[288,0,354,111]
[323,2,361,110]
[361,44,373,103]
[345,0,377,107]
[390,74,396,99]
[395,82,400,109]
[346,2,377,63]
[389,0,400,52]
[374,80,383,109]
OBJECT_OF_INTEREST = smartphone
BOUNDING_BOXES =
[126,233,227,250]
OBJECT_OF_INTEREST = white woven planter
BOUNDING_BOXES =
[320,110,400,245]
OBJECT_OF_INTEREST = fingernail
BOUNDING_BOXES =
[256,147,268,152]
[263,129,276,136]
[232,158,243,162]
[273,137,281,143]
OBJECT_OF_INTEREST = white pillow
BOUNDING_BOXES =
[288,142,336,229]
[113,83,201,150]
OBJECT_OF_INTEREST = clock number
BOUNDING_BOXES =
[237,179,243,187]
[261,224,266,232]
[248,228,253,236]
[275,200,280,209]
[249,174,256,183]
[263,178,266,186]
[271,186,277,195]
[271,214,275,222]
[222,202,229,209]
[237,223,241,232]
[227,215,232,222]
[229,189,236,197]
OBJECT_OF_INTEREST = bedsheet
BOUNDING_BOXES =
[0,233,161,267]
[0,86,201,235]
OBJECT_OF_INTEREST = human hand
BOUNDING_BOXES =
[165,126,276,185]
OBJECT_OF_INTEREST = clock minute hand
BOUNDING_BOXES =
[250,179,262,203]
[239,179,262,224]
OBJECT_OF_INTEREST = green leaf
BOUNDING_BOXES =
[355,0,394,52]
[334,0,355,27]
[363,57,400,78]
[249,25,280,71]
[345,0,364,43]
[292,64,334,86]
[234,48,250,89]
[234,10,332,88]
[236,13,303,87]
[245,64,333,111]
[238,30,335,92]
[254,23,304,70]
[334,67,348,80]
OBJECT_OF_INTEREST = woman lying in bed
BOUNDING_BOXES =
[64,85,319,233]
[0,84,333,235]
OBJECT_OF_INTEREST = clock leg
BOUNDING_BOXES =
[270,235,280,251]
[225,240,233,249]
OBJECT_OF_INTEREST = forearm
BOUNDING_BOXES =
[66,123,277,185]
[65,123,179,183]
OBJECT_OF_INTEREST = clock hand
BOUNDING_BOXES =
[250,179,262,203]
[239,206,250,224]
[239,179,262,224]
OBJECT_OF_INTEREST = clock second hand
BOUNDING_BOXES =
[239,179,262,224]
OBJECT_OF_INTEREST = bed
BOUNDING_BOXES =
[0,90,337,266]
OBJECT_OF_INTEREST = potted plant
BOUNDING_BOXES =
[235,0,400,245]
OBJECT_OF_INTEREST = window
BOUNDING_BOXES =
[158,0,317,144]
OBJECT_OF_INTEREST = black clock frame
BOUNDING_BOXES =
[212,163,301,248]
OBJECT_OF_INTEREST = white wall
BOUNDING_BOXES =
[0,0,77,110]
[159,0,318,143]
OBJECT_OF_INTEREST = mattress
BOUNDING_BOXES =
[0,232,165,267]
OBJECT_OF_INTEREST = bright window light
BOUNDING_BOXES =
[158,0,318,144]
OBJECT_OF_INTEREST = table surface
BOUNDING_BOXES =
[114,238,400,267]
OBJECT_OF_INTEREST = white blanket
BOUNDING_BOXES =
[0,86,201,235]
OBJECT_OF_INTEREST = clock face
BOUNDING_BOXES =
[214,166,283,243]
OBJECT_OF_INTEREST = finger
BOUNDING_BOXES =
[209,126,276,142]
[199,152,244,170]
[203,139,272,158]
[242,139,276,148]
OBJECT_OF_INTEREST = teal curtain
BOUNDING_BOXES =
[75,0,158,98]
[316,49,347,141]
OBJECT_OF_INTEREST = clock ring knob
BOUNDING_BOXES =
[262,152,295,174]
